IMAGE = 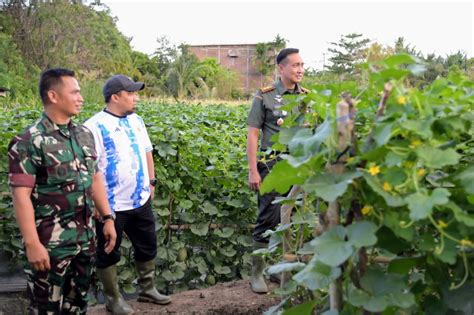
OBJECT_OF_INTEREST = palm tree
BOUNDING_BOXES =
[166,52,206,99]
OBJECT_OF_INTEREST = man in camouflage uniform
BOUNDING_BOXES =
[246,48,307,293]
[8,68,117,314]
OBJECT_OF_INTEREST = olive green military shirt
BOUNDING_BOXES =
[247,80,306,150]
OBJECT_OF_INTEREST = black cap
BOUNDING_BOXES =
[103,75,145,101]
[276,48,299,64]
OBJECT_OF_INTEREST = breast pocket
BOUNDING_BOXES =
[40,142,77,187]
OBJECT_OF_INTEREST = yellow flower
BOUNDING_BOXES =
[383,182,392,192]
[460,239,474,247]
[438,220,448,229]
[361,205,373,216]
[397,96,407,105]
[417,168,426,177]
[269,154,275,159]
[410,139,422,149]
[368,164,381,176]
[312,112,318,117]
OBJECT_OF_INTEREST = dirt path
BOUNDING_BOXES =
[88,279,279,315]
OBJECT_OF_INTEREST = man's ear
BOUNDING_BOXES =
[277,63,284,74]
[110,93,119,103]
[47,90,58,105]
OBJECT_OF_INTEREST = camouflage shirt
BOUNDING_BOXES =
[8,113,98,247]
[247,80,307,150]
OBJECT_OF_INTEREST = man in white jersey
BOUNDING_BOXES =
[85,75,171,314]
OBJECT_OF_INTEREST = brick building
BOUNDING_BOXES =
[189,44,275,94]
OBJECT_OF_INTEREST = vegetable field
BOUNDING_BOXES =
[0,54,473,314]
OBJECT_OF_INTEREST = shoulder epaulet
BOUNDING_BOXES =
[301,87,310,94]
[260,85,276,94]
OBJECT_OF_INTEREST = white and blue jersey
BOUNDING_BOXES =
[85,110,153,212]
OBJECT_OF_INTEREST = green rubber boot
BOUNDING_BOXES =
[96,265,134,315]
[135,260,172,305]
[250,241,269,294]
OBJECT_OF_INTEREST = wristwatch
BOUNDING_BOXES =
[102,213,116,223]
[150,178,158,187]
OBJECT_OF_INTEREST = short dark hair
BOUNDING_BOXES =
[276,48,299,65]
[39,68,75,104]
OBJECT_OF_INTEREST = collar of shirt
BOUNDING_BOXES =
[275,79,302,96]
[41,112,75,135]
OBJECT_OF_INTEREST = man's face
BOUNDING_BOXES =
[115,90,139,115]
[50,76,83,117]
[279,53,305,84]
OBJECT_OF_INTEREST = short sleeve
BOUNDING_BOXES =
[247,90,265,129]
[83,121,104,161]
[137,115,153,152]
[8,135,37,188]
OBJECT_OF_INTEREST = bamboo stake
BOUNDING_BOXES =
[280,185,303,287]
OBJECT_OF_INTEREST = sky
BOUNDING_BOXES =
[102,0,473,69]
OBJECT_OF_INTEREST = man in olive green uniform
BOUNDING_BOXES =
[247,48,307,293]
[8,68,116,314]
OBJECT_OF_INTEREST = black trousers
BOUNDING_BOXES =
[96,198,157,269]
[252,159,285,243]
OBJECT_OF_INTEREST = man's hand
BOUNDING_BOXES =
[248,170,261,192]
[26,242,50,272]
[102,220,117,254]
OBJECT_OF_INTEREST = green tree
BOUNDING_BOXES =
[0,32,36,104]
[326,33,370,78]
[166,46,205,99]
[192,58,241,99]
[1,0,136,77]
[254,34,288,77]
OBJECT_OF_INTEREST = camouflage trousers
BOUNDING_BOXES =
[25,237,95,315]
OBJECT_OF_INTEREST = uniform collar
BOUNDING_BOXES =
[275,79,302,95]
[40,112,75,133]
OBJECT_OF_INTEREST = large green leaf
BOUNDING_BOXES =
[376,227,411,254]
[279,126,301,145]
[383,211,414,241]
[214,265,231,275]
[388,257,422,274]
[382,54,418,67]
[283,300,319,315]
[267,262,305,275]
[347,268,415,312]
[443,284,474,314]
[310,226,353,266]
[373,122,394,146]
[416,146,460,168]
[403,119,433,139]
[445,202,474,227]
[190,223,209,236]
[456,166,474,194]
[260,160,306,194]
[287,118,332,166]
[214,227,235,238]
[304,171,361,202]
[347,221,378,248]
[434,238,457,264]
[406,188,450,220]
[293,256,341,290]
[201,200,219,215]
[363,173,406,207]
